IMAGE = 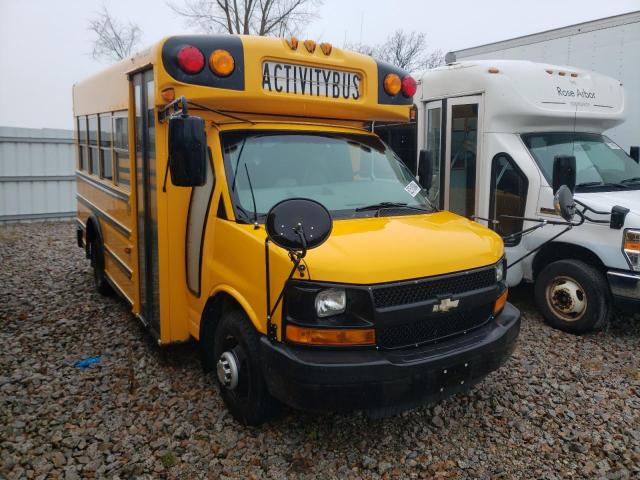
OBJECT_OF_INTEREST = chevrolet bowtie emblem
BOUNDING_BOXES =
[432,298,459,313]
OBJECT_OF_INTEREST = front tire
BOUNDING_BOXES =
[210,310,278,425]
[535,259,610,334]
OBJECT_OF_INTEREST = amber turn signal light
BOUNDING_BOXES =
[494,289,508,314]
[624,239,640,251]
[383,73,401,96]
[286,325,375,346]
[209,49,235,77]
[320,42,332,55]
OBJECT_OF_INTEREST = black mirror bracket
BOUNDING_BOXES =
[264,230,309,342]
[158,96,189,123]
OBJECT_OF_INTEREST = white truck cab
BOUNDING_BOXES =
[410,59,640,332]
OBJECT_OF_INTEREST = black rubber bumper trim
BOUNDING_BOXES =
[260,303,521,413]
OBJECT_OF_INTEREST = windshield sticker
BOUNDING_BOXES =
[606,142,621,150]
[404,181,421,197]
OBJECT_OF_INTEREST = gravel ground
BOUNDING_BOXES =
[1,221,639,480]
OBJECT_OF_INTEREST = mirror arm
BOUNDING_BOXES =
[507,224,574,270]
[264,230,308,342]
[574,198,610,216]
[470,215,500,225]
[506,210,586,270]
[158,96,189,123]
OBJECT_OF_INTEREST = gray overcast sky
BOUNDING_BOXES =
[1,0,638,130]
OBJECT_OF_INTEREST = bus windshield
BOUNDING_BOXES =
[522,132,640,192]
[221,131,435,221]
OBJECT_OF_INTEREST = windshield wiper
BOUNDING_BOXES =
[355,202,429,213]
[621,176,640,185]
[575,181,629,190]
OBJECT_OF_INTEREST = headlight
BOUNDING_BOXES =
[623,229,640,271]
[315,288,346,317]
[495,258,506,283]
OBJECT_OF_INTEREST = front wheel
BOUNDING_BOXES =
[209,310,279,425]
[535,259,610,334]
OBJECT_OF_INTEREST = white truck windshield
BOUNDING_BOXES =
[221,131,435,221]
[522,133,640,192]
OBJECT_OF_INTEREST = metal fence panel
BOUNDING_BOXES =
[0,126,76,222]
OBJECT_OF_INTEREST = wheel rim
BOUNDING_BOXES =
[545,275,587,322]
[217,336,250,401]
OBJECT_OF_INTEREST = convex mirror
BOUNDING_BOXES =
[554,185,576,222]
[265,198,332,251]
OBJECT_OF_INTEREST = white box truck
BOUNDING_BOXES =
[385,59,639,333]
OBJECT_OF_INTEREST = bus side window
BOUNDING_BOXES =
[113,113,130,190]
[77,116,88,171]
[99,113,113,181]
[88,115,99,175]
[489,153,528,246]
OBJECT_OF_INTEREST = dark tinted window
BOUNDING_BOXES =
[490,154,528,245]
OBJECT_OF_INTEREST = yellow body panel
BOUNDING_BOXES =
[73,34,504,346]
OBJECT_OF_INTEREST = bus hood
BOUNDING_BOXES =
[302,212,503,284]
[576,190,640,227]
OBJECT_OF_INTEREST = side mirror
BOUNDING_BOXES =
[554,185,576,222]
[168,115,207,187]
[417,150,433,191]
[630,146,639,163]
[265,198,332,252]
[552,155,576,193]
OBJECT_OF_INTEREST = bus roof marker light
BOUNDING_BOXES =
[545,69,553,74]
[558,71,566,76]
[571,72,578,78]
[401,76,417,98]
[209,49,235,77]
[320,42,332,55]
[286,36,298,50]
[286,35,298,50]
[488,67,499,74]
[177,45,205,74]
[304,39,316,53]
[383,73,401,96]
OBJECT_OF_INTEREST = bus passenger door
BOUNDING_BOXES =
[132,69,161,336]
[422,100,444,208]
[444,96,482,217]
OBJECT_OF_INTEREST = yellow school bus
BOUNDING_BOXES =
[73,35,520,424]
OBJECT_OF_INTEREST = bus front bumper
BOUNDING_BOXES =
[260,303,520,414]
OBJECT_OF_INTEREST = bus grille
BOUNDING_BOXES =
[372,268,495,308]
[377,306,493,349]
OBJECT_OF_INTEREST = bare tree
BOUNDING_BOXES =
[346,30,445,73]
[89,5,142,62]
[424,48,445,70]
[343,42,376,57]
[168,0,322,37]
